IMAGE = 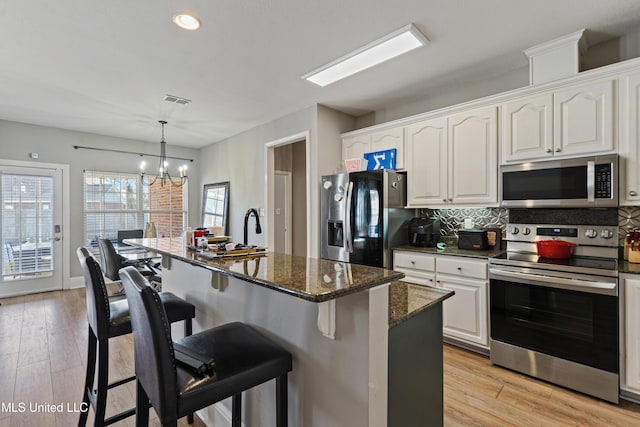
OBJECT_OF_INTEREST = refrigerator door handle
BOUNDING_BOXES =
[345,181,353,253]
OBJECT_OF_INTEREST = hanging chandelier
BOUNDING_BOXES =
[139,120,187,187]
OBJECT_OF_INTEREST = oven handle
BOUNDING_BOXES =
[489,268,617,296]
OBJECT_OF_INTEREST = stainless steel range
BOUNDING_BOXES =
[489,223,619,403]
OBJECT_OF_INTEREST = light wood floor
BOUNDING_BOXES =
[2,288,640,426]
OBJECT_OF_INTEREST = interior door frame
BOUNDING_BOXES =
[264,131,311,257]
[0,159,70,294]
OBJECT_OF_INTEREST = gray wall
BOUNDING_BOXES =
[0,119,200,278]
[197,105,354,258]
[198,106,317,253]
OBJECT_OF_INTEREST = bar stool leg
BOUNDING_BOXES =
[135,380,150,427]
[185,318,194,424]
[276,374,288,427]
[78,329,97,427]
[94,338,110,425]
[231,393,241,427]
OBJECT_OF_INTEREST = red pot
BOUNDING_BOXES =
[536,240,578,259]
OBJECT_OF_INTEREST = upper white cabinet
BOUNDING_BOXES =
[405,117,448,206]
[405,106,498,207]
[447,106,498,205]
[501,80,615,163]
[554,80,615,156]
[621,71,640,205]
[502,93,553,162]
[342,127,405,170]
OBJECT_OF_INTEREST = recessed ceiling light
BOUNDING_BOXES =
[173,13,201,31]
[302,23,429,87]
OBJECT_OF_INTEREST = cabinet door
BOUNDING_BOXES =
[625,275,640,393]
[370,128,405,170]
[553,80,615,156]
[502,93,553,163]
[437,275,488,347]
[621,73,640,205]
[342,135,371,162]
[448,106,498,205]
[405,118,448,206]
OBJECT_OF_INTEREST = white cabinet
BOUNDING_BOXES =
[342,127,405,170]
[554,80,615,156]
[447,106,498,205]
[393,251,435,286]
[342,135,371,163]
[502,80,615,163]
[621,72,640,205]
[405,106,498,207]
[436,257,488,348]
[623,274,640,394]
[405,117,448,206]
[393,250,489,349]
[502,93,553,162]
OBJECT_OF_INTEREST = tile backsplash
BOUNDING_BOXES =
[417,207,640,245]
[418,208,508,238]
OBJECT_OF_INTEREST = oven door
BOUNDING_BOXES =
[489,267,618,373]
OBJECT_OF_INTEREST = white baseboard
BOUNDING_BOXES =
[196,402,237,427]
[67,276,85,289]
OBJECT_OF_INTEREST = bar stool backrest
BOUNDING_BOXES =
[97,238,122,281]
[119,266,179,422]
[117,229,143,244]
[77,247,111,340]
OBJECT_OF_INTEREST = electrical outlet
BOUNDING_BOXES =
[464,218,473,229]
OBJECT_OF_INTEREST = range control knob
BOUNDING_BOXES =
[509,226,519,235]
[522,227,531,235]
[600,229,614,239]
[585,229,598,238]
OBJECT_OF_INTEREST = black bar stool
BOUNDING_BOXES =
[76,247,196,426]
[119,266,292,427]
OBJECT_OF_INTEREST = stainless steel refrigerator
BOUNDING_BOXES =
[320,170,413,268]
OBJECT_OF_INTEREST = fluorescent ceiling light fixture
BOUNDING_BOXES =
[173,13,201,30]
[303,24,428,87]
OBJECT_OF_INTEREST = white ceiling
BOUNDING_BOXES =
[2,0,640,148]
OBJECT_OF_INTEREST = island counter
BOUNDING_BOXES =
[124,237,453,427]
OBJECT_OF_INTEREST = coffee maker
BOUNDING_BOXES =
[408,218,441,247]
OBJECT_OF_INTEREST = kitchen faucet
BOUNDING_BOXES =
[244,208,262,245]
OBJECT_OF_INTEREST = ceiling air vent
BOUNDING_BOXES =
[163,94,192,105]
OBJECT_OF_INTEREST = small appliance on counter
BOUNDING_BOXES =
[457,229,488,250]
[408,217,440,247]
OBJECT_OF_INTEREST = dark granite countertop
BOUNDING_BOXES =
[388,282,454,328]
[394,244,505,259]
[124,238,404,303]
[619,260,640,274]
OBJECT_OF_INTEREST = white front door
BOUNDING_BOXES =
[0,165,63,296]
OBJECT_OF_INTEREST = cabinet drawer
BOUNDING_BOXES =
[395,268,435,287]
[394,251,436,272]
[436,257,487,280]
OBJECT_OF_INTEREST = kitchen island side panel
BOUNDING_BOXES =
[388,303,444,427]
[163,258,371,427]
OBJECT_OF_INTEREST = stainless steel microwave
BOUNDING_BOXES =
[500,154,618,208]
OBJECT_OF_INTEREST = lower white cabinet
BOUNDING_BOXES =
[393,250,489,349]
[436,257,488,348]
[622,274,640,394]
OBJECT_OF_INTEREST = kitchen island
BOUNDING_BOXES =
[124,237,453,427]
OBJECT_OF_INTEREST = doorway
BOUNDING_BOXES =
[0,163,65,296]
[265,132,309,257]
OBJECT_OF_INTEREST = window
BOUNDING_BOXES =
[83,171,187,245]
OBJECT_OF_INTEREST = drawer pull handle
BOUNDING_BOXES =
[457,267,462,270]
[630,191,638,197]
